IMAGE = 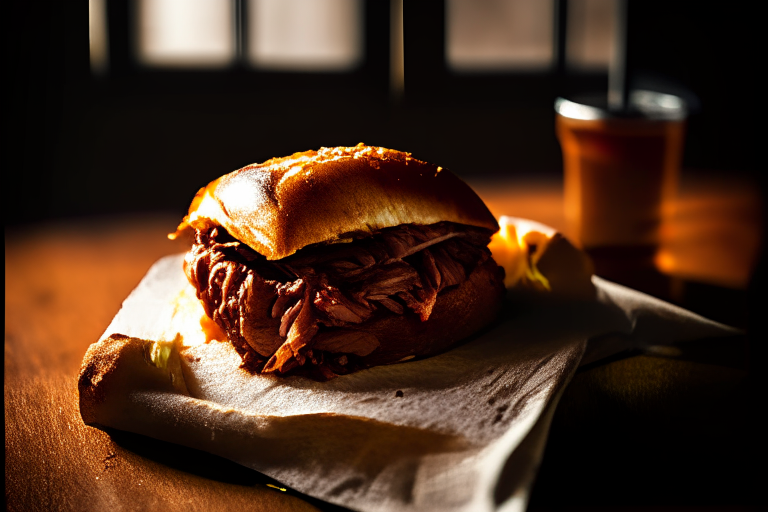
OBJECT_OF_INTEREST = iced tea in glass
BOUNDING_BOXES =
[555,91,687,288]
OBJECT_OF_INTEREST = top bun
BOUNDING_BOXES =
[176,144,499,260]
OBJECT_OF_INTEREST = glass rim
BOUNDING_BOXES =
[555,90,688,121]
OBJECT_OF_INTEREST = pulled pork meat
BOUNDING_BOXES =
[184,221,502,378]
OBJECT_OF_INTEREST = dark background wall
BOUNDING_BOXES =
[4,1,762,227]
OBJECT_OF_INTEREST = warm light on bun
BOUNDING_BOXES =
[174,144,506,379]
[173,144,499,260]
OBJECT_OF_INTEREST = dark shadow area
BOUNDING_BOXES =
[528,351,757,509]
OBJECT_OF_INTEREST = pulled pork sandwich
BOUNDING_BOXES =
[171,144,506,379]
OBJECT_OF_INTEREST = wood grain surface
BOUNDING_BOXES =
[5,177,760,510]
[5,215,330,512]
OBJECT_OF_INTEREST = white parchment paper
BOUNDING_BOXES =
[96,250,739,512]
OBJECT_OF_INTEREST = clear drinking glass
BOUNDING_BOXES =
[555,90,687,282]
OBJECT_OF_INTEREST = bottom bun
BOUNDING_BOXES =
[258,255,506,379]
[345,256,506,369]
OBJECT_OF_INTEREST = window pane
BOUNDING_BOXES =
[137,0,235,68]
[566,0,615,70]
[247,0,363,71]
[446,0,554,72]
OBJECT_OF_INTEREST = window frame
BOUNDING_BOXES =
[402,0,607,108]
[101,0,391,101]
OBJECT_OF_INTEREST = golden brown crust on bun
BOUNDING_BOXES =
[175,144,499,260]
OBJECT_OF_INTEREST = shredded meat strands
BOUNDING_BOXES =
[184,221,496,378]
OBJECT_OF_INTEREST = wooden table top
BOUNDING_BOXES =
[470,172,762,291]
[5,174,761,511]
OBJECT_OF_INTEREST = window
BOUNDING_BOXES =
[136,0,235,68]
[446,0,554,72]
[90,1,614,102]
[247,0,363,71]
[566,0,614,71]
[100,0,367,73]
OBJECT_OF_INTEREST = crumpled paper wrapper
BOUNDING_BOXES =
[79,217,740,512]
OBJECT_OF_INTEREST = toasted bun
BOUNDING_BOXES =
[174,144,499,260]
[352,256,505,367]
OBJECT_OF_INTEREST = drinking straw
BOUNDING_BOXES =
[608,0,629,112]
[554,0,568,91]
